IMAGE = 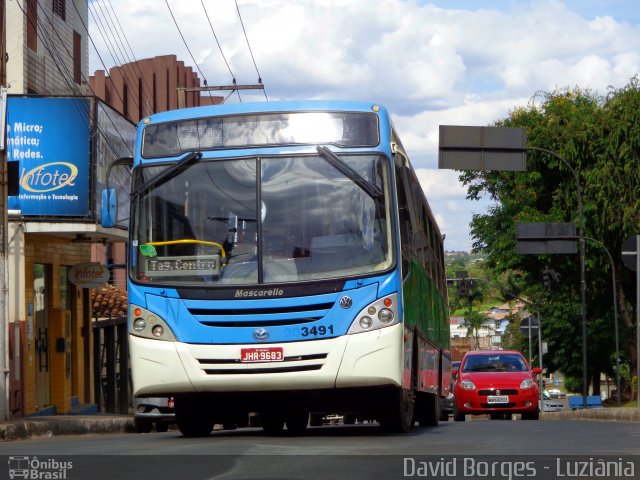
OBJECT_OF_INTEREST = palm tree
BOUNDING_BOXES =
[465,310,487,349]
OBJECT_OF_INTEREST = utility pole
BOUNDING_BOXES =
[177,83,265,109]
[0,0,9,421]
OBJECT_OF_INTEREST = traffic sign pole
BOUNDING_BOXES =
[636,235,639,409]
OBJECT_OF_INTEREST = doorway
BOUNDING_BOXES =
[34,263,51,410]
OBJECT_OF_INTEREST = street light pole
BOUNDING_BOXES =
[528,146,588,409]
[439,127,588,408]
[582,236,621,406]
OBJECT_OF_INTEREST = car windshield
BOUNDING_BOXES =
[461,353,528,372]
[130,154,393,285]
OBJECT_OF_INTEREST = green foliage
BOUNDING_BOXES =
[458,77,640,387]
[564,376,583,394]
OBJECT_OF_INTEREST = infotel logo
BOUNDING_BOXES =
[253,328,269,342]
[19,162,78,193]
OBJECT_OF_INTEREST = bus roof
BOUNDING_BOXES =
[140,100,389,126]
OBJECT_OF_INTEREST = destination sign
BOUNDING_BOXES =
[145,255,220,277]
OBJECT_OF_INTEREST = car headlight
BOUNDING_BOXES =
[520,379,535,389]
[460,379,476,390]
[130,304,176,341]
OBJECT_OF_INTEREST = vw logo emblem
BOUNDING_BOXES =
[253,328,269,341]
[339,296,352,309]
[496,390,501,395]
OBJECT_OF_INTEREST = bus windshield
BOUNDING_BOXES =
[131,153,393,285]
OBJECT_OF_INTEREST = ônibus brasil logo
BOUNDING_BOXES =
[8,456,73,479]
[19,162,78,193]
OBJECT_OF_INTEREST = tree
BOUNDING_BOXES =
[458,77,640,394]
[464,310,488,350]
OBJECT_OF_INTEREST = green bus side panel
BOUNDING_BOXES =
[403,259,450,349]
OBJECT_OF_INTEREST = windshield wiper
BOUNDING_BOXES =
[316,146,383,199]
[132,151,202,198]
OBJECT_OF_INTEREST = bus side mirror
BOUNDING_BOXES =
[102,188,117,228]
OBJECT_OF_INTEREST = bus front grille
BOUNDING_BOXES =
[187,302,334,328]
[196,353,328,375]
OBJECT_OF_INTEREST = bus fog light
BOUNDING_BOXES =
[378,308,394,324]
[152,325,164,337]
[359,316,373,329]
[367,306,376,315]
[133,318,146,332]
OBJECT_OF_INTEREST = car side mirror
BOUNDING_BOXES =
[451,368,458,378]
[532,367,542,375]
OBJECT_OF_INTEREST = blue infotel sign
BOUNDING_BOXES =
[6,96,91,216]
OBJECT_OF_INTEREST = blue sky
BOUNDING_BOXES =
[427,1,640,23]
[89,0,640,251]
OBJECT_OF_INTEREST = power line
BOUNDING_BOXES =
[234,0,267,101]
[201,0,235,83]
[87,1,144,117]
[101,0,155,105]
[15,0,135,161]
[164,0,215,103]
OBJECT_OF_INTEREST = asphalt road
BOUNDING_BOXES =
[1,419,639,479]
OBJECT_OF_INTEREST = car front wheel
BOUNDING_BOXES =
[453,403,465,422]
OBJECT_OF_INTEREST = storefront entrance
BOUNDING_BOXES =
[34,263,51,410]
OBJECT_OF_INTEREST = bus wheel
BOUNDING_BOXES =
[309,413,324,427]
[175,397,214,438]
[285,411,309,435]
[134,419,152,433]
[155,422,169,433]
[261,413,285,435]
[380,387,414,433]
[343,413,356,425]
[417,392,439,427]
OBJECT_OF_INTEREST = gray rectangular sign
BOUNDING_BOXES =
[438,125,527,171]
[516,222,578,254]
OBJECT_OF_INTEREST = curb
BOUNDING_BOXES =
[542,407,640,422]
[0,415,135,442]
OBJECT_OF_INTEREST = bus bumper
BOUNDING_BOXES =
[130,323,404,397]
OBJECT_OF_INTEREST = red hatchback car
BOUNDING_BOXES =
[453,350,542,421]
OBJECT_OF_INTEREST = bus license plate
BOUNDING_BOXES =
[240,347,284,363]
[488,395,509,404]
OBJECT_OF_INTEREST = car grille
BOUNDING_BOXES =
[480,402,516,408]
[478,389,518,396]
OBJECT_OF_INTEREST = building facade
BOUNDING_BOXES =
[4,0,130,418]
[90,54,222,125]
[3,1,223,419]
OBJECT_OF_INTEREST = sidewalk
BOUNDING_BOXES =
[0,414,134,441]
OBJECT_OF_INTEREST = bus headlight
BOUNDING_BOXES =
[152,325,165,337]
[129,304,177,342]
[347,293,399,334]
[133,318,146,333]
[359,316,373,329]
[378,308,394,324]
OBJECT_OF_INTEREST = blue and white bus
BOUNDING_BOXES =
[103,100,450,436]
